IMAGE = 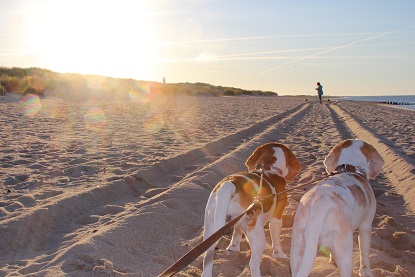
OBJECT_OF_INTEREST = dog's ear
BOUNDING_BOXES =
[362,142,385,179]
[245,144,265,170]
[283,146,301,182]
[324,140,352,174]
[246,143,301,181]
[324,149,338,174]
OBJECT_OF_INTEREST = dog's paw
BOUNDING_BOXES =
[272,251,288,259]
[359,266,374,277]
[226,244,240,252]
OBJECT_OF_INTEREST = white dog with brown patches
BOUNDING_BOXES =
[202,142,301,277]
[290,139,385,277]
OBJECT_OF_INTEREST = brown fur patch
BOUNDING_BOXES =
[331,191,348,207]
[272,177,287,219]
[354,175,374,206]
[360,142,374,164]
[225,173,273,213]
[333,181,347,189]
[360,141,385,179]
[349,184,367,207]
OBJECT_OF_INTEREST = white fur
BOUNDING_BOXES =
[269,218,288,259]
[290,139,384,277]
[336,140,370,179]
[272,147,289,177]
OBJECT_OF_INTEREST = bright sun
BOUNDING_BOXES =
[25,0,158,80]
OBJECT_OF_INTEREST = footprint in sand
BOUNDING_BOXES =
[17,195,36,207]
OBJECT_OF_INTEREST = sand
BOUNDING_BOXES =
[0,94,414,277]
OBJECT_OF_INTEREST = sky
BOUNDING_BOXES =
[1,0,414,96]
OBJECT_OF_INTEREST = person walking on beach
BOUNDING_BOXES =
[316,82,323,104]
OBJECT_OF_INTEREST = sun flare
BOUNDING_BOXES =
[25,0,158,79]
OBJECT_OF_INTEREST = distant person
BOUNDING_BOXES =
[316,82,323,104]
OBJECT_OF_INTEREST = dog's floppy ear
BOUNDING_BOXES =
[362,142,385,179]
[245,144,265,170]
[324,140,352,174]
[282,146,301,182]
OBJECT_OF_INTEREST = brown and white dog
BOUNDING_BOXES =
[202,142,301,277]
[290,139,385,277]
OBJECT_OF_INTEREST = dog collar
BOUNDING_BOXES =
[330,164,367,179]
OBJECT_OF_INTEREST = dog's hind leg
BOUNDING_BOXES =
[329,231,353,277]
[245,214,266,277]
[358,221,374,277]
[271,186,288,258]
[269,218,288,258]
[227,227,243,252]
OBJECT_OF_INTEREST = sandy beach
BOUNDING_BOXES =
[1,94,414,277]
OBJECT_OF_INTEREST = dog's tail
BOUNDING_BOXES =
[290,198,329,277]
[202,181,235,277]
[203,181,235,239]
[213,181,235,231]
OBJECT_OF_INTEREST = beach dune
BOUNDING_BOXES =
[1,95,414,276]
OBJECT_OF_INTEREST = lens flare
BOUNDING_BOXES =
[242,180,258,198]
[21,94,42,117]
[84,107,107,130]
[129,84,150,103]
[142,112,164,133]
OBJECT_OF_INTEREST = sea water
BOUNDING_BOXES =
[340,95,415,111]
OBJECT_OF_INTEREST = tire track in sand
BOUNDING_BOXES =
[329,103,415,218]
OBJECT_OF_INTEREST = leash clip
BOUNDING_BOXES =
[246,209,256,221]
[255,163,265,172]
